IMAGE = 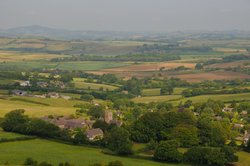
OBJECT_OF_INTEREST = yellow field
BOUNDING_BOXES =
[73,78,118,90]
[0,51,67,62]
[0,96,88,117]
[132,95,182,103]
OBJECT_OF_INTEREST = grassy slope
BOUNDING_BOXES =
[0,129,28,139]
[0,139,185,166]
[73,78,118,90]
[133,93,250,104]
[236,151,250,166]
[0,61,130,71]
[0,96,87,117]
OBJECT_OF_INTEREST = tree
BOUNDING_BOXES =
[87,105,104,119]
[170,125,199,147]
[58,162,74,166]
[23,158,38,166]
[130,112,164,143]
[92,120,109,132]
[105,127,132,155]
[210,121,227,146]
[221,146,238,163]
[27,118,60,138]
[80,94,94,102]
[2,109,28,134]
[195,63,203,70]
[123,77,142,96]
[107,161,123,166]
[160,84,174,95]
[197,113,213,145]
[154,140,183,163]
[184,147,229,166]
[73,129,88,145]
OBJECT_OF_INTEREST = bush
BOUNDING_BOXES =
[154,140,183,163]
[105,127,133,155]
[184,146,237,166]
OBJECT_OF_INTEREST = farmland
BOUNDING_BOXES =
[0,35,250,166]
[0,138,184,166]
[0,96,86,117]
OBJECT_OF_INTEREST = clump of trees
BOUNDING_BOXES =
[105,127,133,155]
[24,158,55,166]
[184,146,238,166]
[154,140,183,163]
[1,109,60,138]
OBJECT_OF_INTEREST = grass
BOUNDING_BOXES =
[133,92,250,104]
[0,61,129,71]
[0,129,28,139]
[0,139,186,166]
[171,93,250,105]
[132,95,182,103]
[236,151,250,166]
[73,78,118,90]
[142,88,186,96]
[0,50,67,62]
[0,96,88,117]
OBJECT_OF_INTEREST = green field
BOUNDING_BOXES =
[132,95,183,103]
[0,61,130,71]
[172,93,250,105]
[142,88,186,96]
[73,78,118,90]
[236,151,250,166]
[0,139,185,166]
[0,96,88,117]
[0,129,29,139]
[133,93,250,104]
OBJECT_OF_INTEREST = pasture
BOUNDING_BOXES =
[133,93,250,104]
[0,139,185,166]
[0,96,87,117]
[73,78,119,90]
[0,61,129,71]
[174,71,250,82]
[0,50,67,62]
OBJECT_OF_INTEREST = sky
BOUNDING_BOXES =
[0,0,250,32]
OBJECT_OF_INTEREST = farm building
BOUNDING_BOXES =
[86,128,104,141]
[20,80,31,87]
[243,130,250,146]
[12,90,28,96]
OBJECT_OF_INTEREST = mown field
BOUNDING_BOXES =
[0,61,130,71]
[133,93,250,104]
[0,96,88,117]
[0,138,185,166]
[0,50,67,62]
[73,78,119,90]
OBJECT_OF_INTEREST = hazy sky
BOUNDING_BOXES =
[0,0,250,32]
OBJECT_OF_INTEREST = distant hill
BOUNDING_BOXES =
[0,25,143,40]
[1,25,250,41]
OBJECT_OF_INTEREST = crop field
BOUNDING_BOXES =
[0,50,67,62]
[206,60,250,69]
[174,71,250,82]
[102,62,196,72]
[0,61,129,71]
[213,48,248,53]
[171,93,250,105]
[133,92,250,104]
[0,139,185,166]
[142,88,186,96]
[132,95,182,103]
[73,78,118,90]
[0,96,88,117]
